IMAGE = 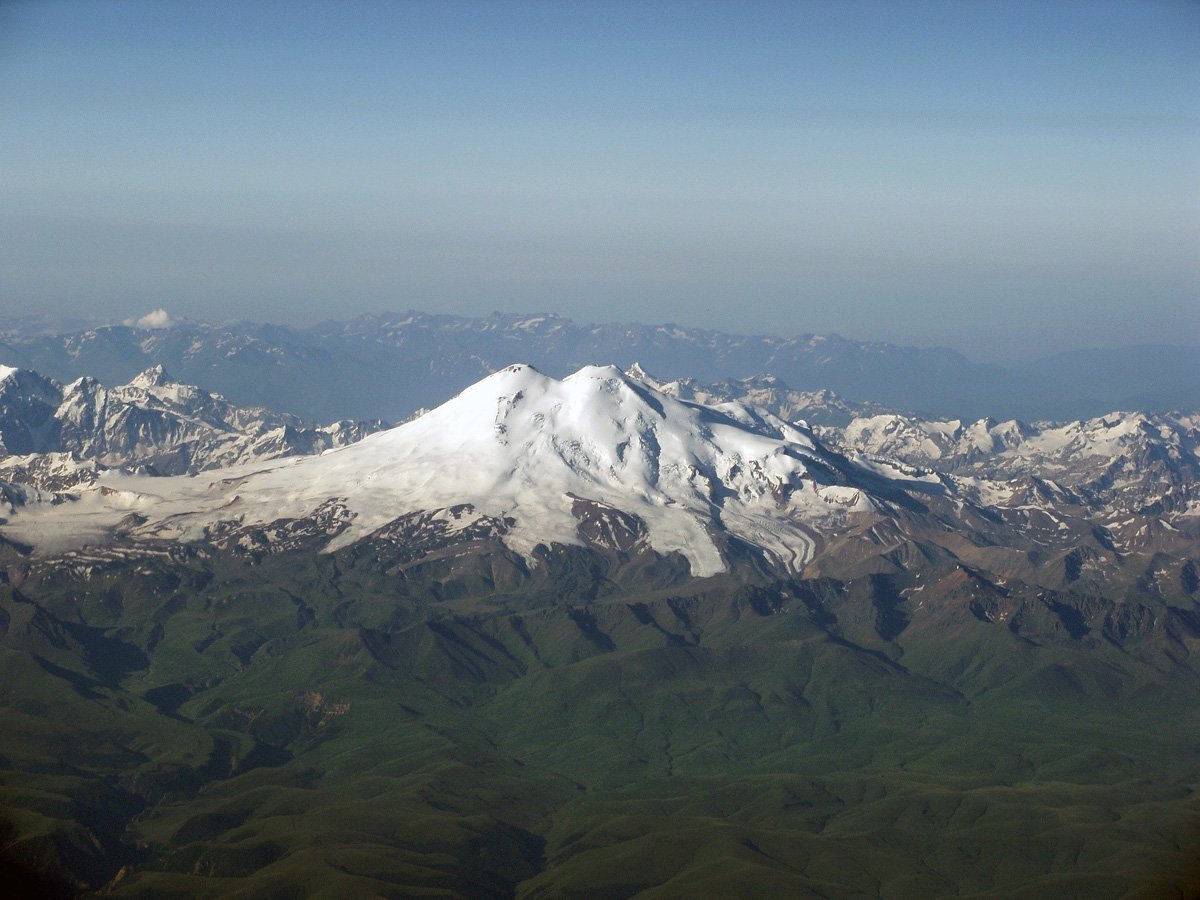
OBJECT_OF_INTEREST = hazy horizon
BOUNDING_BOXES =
[2,0,1198,364]
[5,304,1199,372]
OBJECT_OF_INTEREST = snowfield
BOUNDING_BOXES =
[1,364,918,576]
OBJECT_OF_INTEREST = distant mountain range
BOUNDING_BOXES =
[1,311,1196,422]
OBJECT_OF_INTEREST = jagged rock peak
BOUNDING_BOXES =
[625,362,653,382]
[129,364,172,389]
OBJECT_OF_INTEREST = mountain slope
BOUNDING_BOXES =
[649,366,1200,524]
[2,364,912,575]
[0,364,62,455]
[1,514,1198,897]
[3,364,1196,608]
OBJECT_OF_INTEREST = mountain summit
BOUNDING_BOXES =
[2,364,924,574]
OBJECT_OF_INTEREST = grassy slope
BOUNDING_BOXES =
[0,548,1198,898]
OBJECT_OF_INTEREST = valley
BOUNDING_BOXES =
[1,532,1198,897]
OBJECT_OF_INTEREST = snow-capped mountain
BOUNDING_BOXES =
[2,363,1195,608]
[0,364,63,455]
[642,366,1200,521]
[0,363,385,488]
[831,410,1200,515]
[2,365,920,575]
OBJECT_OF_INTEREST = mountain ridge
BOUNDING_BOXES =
[2,310,1195,422]
[0,363,902,575]
[0,362,385,490]
[2,362,1195,608]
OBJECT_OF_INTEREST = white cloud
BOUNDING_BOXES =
[127,309,173,330]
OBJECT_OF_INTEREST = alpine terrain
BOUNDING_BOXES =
[0,363,384,493]
[0,362,1197,897]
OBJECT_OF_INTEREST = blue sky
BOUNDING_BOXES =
[1,0,1197,359]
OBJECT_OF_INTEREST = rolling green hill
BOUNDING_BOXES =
[1,536,1198,898]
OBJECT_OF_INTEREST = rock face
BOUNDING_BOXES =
[0,363,385,487]
[0,365,62,455]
